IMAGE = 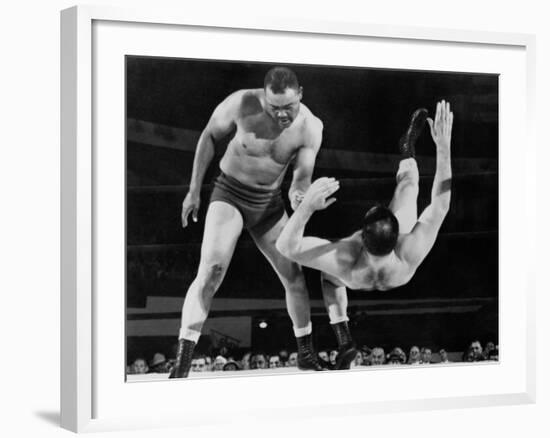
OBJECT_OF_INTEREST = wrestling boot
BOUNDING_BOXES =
[296,334,328,371]
[398,108,428,158]
[332,321,358,370]
[168,339,196,379]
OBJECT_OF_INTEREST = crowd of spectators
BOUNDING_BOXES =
[127,339,499,375]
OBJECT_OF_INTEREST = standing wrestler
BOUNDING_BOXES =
[276,100,453,294]
[170,67,354,378]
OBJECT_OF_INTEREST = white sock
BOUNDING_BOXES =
[179,327,201,343]
[329,315,349,325]
[293,322,312,338]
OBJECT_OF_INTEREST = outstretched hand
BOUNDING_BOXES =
[300,177,340,214]
[427,100,453,151]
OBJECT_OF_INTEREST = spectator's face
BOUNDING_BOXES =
[421,349,432,363]
[278,350,289,362]
[214,358,226,371]
[361,350,370,363]
[191,358,206,372]
[318,351,329,362]
[371,348,385,365]
[353,351,363,366]
[440,350,448,362]
[288,352,298,367]
[329,350,338,363]
[409,346,420,362]
[465,349,476,362]
[133,359,148,374]
[471,341,483,356]
[250,355,267,369]
[269,356,281,368]
[484,342,495,353]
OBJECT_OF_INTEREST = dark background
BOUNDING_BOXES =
[126,57,498,362]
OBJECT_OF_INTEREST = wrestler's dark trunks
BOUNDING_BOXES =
[210,172,285,235]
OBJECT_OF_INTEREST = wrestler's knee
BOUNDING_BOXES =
[397,158,419,179]
[195,262,226,296]
[280,263,307,294]
[396,159,419,189]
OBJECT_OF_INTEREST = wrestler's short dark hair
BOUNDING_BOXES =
[361,205,399,256]
[264,67,300,94]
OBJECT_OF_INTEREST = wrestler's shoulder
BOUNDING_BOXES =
[299,103,324,130]
[221,89,262,110]
[335,233,363,258]
[297,104,323,148]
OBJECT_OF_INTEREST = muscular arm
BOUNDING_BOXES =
[188,92,242,192]
[180,91,242,227]
[399,101,453,268]
[277,177,351,279]
[288,117,323,209]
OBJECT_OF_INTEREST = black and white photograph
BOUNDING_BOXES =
[125,57,498,381]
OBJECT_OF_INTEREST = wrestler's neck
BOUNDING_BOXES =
[358,248,396,269]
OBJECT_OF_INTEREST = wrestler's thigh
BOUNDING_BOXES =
[199,201,244,266]
[389,160,419,212]
[250,212,301,280]
[389,160,419,234]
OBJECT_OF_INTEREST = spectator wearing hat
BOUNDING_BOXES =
[149,353,170,373]
[223,360,241,371]
[387,347,407,365]
[213,355,228,371]
[278,349,289,367]
[361,347,372,366]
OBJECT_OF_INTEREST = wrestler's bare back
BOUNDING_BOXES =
[329,232,415,291]
[219,89,319,189]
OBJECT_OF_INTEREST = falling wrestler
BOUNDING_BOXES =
[276,101,453,296]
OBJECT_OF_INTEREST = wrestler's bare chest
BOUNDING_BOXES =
[229,113,303,164]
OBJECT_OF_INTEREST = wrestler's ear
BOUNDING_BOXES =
[298,86,303,100]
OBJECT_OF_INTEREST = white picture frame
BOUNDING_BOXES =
[61,4,536,433]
